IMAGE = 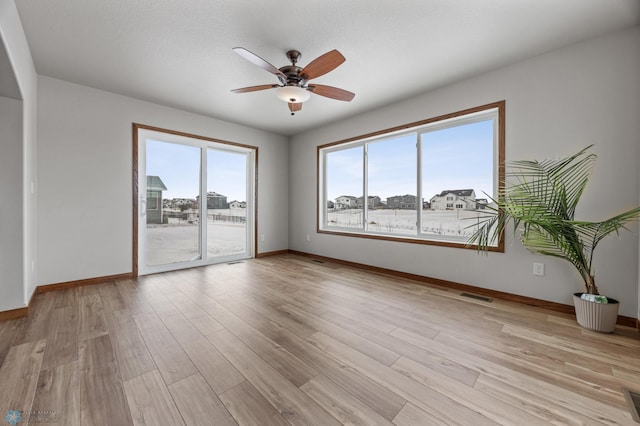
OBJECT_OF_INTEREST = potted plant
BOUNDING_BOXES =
[468,145,640,333]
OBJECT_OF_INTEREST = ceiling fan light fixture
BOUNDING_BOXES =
[276,86,310,103]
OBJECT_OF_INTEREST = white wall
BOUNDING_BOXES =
[290,26,640,317]
[0,96,23,311]
[0,0,38,311]
[37,76,288,285]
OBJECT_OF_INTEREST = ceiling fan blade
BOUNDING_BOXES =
[300,49,346,80]
[233,47,287,83]
[288,102,303,112]
[308,84,355,101]
[231,84,278,93]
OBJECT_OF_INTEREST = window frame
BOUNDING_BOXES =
[146,190,160,210]
[317,101,505,252]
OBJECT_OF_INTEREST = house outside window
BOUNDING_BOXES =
[146,175,167,224]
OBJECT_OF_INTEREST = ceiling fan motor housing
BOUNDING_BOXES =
[279,65,305,86]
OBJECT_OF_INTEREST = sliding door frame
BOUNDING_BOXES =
[132,123,258,277]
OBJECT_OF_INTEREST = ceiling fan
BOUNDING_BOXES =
[231,47,355,115]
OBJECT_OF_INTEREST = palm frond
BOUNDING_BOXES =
[468,145,640,294]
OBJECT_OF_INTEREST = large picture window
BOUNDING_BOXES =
[318,101,505,251]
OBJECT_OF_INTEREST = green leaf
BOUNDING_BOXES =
[467,145,640,294]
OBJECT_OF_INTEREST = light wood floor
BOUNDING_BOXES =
[1,254,639,425]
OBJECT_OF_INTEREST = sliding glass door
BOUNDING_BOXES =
[144,140,201,267]
[206,148,248,259]
[136,126,255,275]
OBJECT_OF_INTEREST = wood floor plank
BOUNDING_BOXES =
[181,337,245,394]
[578,325,640,345]
[391,355,549,425]
[51,287,79,309]
[116,279,155,315]
[167,291,226,335]
[207,328,341,426]
[431,331,633,424]
[135,276,177,308]
[315,307,479,387]
[473,373,608,426]
[104,309,156,381]
[400,322,606,411]
[247,316,407,421]
[78,293,109,341]
[241,278,400,337]
[219,381,290,426]
[31,361,80,426]
[169,373,236,426]
[383,302,504,338]
[392,402,449,426]
[278,303,401,367]
[0,317,24,365]
[13,292,56,344]
[133,311,198,385]
[196,301,319,388]
[612,365,640,382]
[306,331,498,426]
[41,306,80,370]
[217,293,317,339]
[300,373,395,426]
[0,339,46,419]
[123,369,185,426]
[564,361,640,397]
[501,323,640,372]
[181,289,406,421]
[321,306,398,334]
[78,284,101,297]
[171,280,408,421]
[156,306,203,346]
[475,318,606,374]
[97,282,127,313]
[79,335,133,426]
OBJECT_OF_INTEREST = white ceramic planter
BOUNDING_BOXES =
[573,293,620,333]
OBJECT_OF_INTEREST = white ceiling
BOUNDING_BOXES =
[14,0,640,136]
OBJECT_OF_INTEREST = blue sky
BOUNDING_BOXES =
[147,118,494,204]
[146,140,247,201]
[326,119,494,202]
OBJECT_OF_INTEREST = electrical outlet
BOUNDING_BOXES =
[306,234,311,242]
[260,234,265,242]
[533,262,545,276]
